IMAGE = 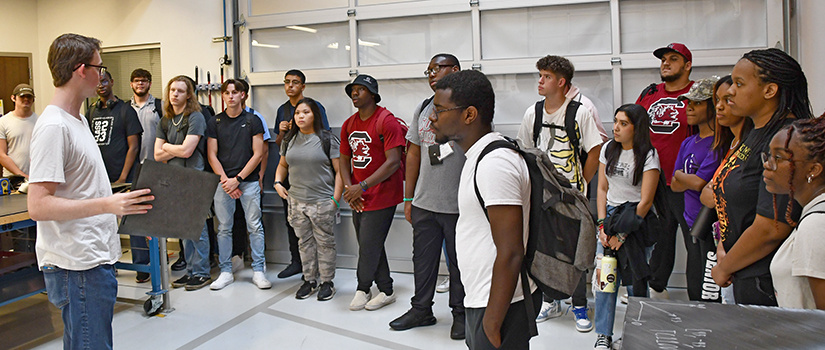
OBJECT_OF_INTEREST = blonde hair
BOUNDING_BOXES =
[164,76,200,118]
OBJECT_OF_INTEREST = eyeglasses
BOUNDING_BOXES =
[760,151,809,171]
[424,65,455,76]
[74,63,107,77]
[433,105,467,119]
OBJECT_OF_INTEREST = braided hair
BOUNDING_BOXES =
[775,115,825,227]
[741,49,813,136]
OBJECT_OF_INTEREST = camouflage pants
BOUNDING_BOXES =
[287,196,337,283]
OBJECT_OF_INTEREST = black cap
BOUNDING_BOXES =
[345,74,381,103]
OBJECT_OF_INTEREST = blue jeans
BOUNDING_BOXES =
[214,181,266,273]
[594,205,653,337]
[42,264,118,350]
[184,222,212,277]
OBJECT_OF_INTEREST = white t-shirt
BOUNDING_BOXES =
[771,193,825,309]
[29,105,120,271]
[0,111,38,177]
[457,132,535,308]
[599,140,660,207]
[517,97,603,193]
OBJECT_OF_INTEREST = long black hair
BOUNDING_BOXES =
[284,97,324,144]
[605,104,654,186]
[741,49,813,136]
[711,75,754,161]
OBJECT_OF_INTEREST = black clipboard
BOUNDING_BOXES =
[118,160,219,239]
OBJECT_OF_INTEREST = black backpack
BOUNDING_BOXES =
[282,129,338,161]
[473,136,597,336]
[533,98,587,191]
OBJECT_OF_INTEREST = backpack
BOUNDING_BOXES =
[473,136,597,336]
[345,107,409,174]
[533,99,587,191]
[636,83,659,103]
[282,129,338,161]
[153,98,163,118]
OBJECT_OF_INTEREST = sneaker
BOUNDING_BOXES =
[185,276,212,291]
[171,275,191,288]
[620,293,628,304]
[365,292,396,311]
[349,290,372,311]
[296,280,318,299]
[277,261,302,279]
[436,277,450,293]
[594,334,612,349]
[252,271,272,289]
[650,287,669,300]
[536,300,563,322]
[171,256,186,271]
[135,272,151,283]
[317,282,336,301]
[210,272,234,290]
[231,255,244,273]
[612,337,623,350]
[572,306,593,332]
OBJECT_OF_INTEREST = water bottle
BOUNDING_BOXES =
[599,249,618,293]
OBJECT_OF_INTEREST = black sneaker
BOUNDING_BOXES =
[317,282,336,301]
[278,262,302,279]
[171,275,191,288]
[136,272,151,283]
[171,256,187,271]
[296,280,318,299]
[184,276,212,291]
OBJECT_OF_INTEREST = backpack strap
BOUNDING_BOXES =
[533,101,543,147]
[636,83,658,103]
[473,139,519,219]
[565,100,582,155]
[154,98,163,119]
[415,96,435,120]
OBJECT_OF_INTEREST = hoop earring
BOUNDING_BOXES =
[808,175,814,184]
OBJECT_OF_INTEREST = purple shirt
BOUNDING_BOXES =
[674,134,719,227]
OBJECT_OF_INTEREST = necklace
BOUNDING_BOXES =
[730,139,740,150]
[171,114,184,127]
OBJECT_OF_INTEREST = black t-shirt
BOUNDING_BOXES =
[206,110,264,181]
[714,118,801,278]
[87,98,143,182]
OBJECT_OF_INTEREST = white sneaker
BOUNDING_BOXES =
[650,288,669,300]
[349,290,372,311]
[620,293,628,304]
[252,271,271,289]
[536,300,563,322]
[210,272,234,290]
[365,292,396,311]
[231,255,244,273]
[436,277,450,293]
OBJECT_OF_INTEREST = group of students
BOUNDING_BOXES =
[17,32,825,350]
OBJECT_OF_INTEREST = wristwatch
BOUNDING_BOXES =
[236,175,244,182]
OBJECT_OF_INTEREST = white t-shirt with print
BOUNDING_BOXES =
[30,105,120,271]
[599,140,660,207]
[771,193,825,309]
[517,97,603,193]
[457,132,536,308]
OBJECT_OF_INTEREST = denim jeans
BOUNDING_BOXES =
[42,264,118,350]
[184,222,212,277]
[214,181,266,273]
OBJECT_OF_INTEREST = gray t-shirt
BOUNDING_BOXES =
[0,111,38,177]
[405,97,465,214]
[156,111,206,171]
[599,140,660,207]
[281,131,340,202]
[131,94,160,162]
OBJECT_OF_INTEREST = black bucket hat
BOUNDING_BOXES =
[345,74,381,103]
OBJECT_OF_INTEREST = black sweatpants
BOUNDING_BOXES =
[648,186,685,292]
[682,223,721,303]
[732,272,778,306]
[353,206,395,294]
[466,291,542,350]
[410,206,465,317]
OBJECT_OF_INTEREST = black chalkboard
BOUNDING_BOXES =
[622,297,825,349]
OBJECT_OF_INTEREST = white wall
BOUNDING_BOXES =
[0,0,40,108]
[798,0,825,116]
[30,0,230,113]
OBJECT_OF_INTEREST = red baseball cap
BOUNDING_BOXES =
[654,43,692,62]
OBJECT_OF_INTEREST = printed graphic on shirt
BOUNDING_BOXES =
[681,153,700,174]
[349,131,373,169]
[546,130,582,192]
[418,110,436,147]
[91,116,114,146]
[647,97,684,134]
[714,143,749,242]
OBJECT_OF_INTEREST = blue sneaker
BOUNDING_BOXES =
[572,306,593,332]
[536,300,563,322]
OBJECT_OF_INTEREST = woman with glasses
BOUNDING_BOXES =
[765,117,825,310]
[709,48,813,306]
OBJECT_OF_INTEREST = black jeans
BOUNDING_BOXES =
[353,206,396,294]
[732,272,778,306]
[648,186,685,292]
[410,206,465,317]
[466,291,541,350]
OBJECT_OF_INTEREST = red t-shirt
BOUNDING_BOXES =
[636,81,694,185]
[340,106,406,211]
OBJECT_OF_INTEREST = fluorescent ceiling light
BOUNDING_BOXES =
[358,39,380,47]
[327,42,339,49]
[286,25,317,34]
[252,39,280,49]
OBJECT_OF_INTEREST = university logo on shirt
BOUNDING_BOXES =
[647,97,684,134]
[349,131,373,169]
[91,116,115,146]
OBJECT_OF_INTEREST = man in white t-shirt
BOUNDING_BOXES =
[429,69,538,349]
[516,55,604,331]
[28,33,153,350]
[0,83,39,189]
